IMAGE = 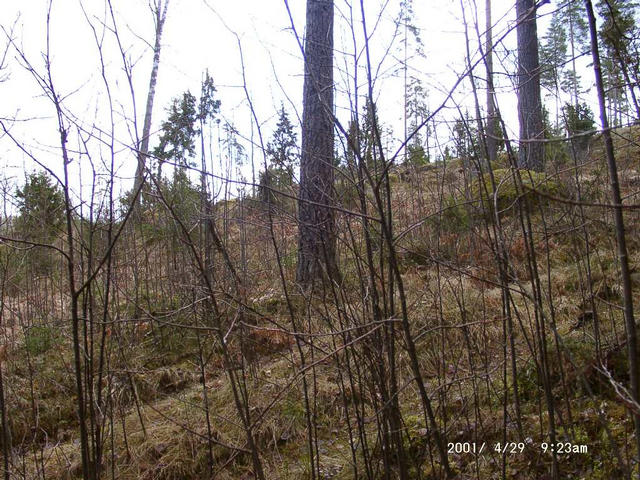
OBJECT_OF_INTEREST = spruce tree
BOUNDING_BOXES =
[260,106,299,204]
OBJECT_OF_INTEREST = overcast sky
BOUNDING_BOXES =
[0,0,564,203]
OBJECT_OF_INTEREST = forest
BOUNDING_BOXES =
[1,0,640,479]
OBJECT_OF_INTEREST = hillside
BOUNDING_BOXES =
[2,127,640,479]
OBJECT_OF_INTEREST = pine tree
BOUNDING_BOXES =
[296,0,338,285]
[516,0,545,170]
[562,0,589,107]
[540,11,568,95]
[539,1,588,121]
[15,171,66,273]
[597,0,640,121]
[396,0,428,165]
[486,0,498,162]
[405,76,430,165]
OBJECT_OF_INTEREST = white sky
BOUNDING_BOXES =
[0,0,572,205]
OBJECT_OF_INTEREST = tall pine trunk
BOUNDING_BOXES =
[296,0,339,285]
[516,0,544,170]
[486,0,498,163]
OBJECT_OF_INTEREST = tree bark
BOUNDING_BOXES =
[516,0,544,170]
[296,0,339,285]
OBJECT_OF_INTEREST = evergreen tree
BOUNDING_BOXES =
[15,171,65,243]
[516,0,545,171]
[153,92,199,177]
[562,0,589,106]
[197,72,221,180]
[296,0,338,285]
[540,11,568,94]
[406,76,430,165]
[597,0,640,121]
[598,0,638,67]
[260,106,299,204]
[539,1,588,116]
[266,105,298,180]
[396,0,428,165]
[15,171,65,273]
[563,102,595,136]
[486,0,498,162]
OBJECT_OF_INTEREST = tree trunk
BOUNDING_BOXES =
[584,1,640,475]
[296,0,339,286]
[486,0,498,163]
[133,0,169,201]
[516,0,544,170]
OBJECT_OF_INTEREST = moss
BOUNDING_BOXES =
[427,168,561,235]
[470,168,562,218]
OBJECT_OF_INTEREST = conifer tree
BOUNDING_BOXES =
[15,171,65,243]
[597,0,640,121]
[153,92,198,177]
[516,0,545,170]
[296,0,338,285]
[486,0,498,162]
[260,105,299,204]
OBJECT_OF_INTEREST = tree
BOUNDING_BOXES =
[133,0,170,205]
[563,1,589,106]
[197,71,221,288]
[486,0,498,163]
[516,0,545,170]
[296,0,339,285]
[15,171,65,243]
[260,105,299,205]
[539,2,588,108]
[267,105,299,181]
[153,92,198,177]
[405,76,430,165]
[453,112,478,167]
[597,0,640,121]
[396,0,428,165]
[563,101,595,153]
[563,101,595,136]
[584,1,640,474]
[600,55,627,126]
[539,9,568,102]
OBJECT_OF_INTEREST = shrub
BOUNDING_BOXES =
[437,195,472,233]
[25,325,55,355]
